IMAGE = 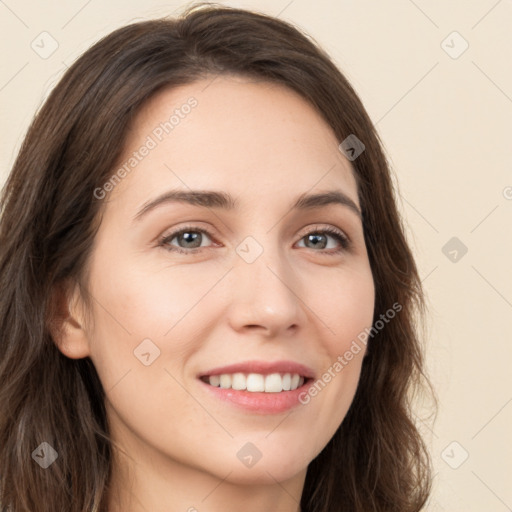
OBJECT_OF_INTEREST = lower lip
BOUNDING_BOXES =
[198,379,311,414]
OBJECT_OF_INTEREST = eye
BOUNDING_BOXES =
[159,224,351,255]
[159,225,215,254]
[296,226,350,255]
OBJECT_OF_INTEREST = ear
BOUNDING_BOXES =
[47,279,91,359]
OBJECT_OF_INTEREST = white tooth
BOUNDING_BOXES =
[219,374,232,389]
[210,372,304,392]
[265,373,283,393]
[209,375,220,387]
[231,372,247,390]
[246,373,265,392]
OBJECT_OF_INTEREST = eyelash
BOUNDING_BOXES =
[158,225,351,256]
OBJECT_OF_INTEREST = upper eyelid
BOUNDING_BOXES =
[161,225,215,241]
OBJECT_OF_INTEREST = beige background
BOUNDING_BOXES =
[1,1,511,510]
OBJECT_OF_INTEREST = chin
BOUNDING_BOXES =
[206,442,313,485]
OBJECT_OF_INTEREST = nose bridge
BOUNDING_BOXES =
[227,233,304,333]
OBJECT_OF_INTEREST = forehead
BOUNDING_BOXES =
[106,75,359,215]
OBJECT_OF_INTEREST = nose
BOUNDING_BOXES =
[225,242,307,338]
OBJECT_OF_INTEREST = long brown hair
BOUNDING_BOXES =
[0,3,436,511]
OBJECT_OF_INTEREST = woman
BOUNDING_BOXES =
[0,3,435,511]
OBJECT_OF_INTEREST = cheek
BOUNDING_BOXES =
[317,264,375,356]
[89,251,222,339]
[84,255,233,409]
[301,265,374,437]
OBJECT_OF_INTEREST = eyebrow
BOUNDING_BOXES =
[132,188,362,223]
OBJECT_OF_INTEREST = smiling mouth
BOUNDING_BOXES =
[200,372,309,393]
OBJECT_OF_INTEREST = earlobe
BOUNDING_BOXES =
[47,279,91,359]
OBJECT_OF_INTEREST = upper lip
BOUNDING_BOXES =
[198,360,316,379]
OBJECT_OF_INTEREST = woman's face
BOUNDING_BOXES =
[67,75,375,485]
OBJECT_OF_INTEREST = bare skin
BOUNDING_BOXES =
[52,75,375,512]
